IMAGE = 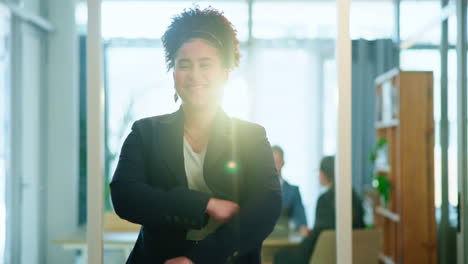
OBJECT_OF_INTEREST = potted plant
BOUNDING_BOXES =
[369,138,391,207]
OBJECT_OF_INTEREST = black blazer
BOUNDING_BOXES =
[300,187,365,257]
[110,108,282,264]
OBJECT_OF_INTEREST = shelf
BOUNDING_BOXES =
[376,206,400,223]
[374,164,390,173]
[375,68,399,85]
[375,119,399,129]
[379,254,396,264]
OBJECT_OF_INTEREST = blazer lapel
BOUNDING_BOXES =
[204,109,232,172]
[203,109,245,201]
[157,108,188,186]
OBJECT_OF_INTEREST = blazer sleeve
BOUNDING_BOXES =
[185,125,282,264]
[291,186,308,229]
[313,192,335,230]
[110,120,211,229]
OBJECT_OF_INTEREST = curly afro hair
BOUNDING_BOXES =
[162,6,240,71]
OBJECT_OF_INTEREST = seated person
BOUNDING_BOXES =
[272,146,308,236]
[273,156,365,264]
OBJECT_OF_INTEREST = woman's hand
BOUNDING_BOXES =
[164,256,194,264]
[206,197,240,222]
[299,225,310,237]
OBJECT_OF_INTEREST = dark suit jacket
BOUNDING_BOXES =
[300,187,365,257]
[110,108,282,264]
[281,180,307,230]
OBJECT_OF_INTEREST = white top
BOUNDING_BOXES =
[183,137,222,241]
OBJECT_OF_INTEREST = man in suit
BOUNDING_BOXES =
[272,146,308,236]
[273,156,365,264]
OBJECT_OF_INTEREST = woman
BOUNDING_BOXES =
[110,6,282,264]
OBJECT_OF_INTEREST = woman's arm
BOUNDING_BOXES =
[185,125,282,263]
[110,120,211,229]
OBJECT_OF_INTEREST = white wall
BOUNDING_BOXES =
[9,9,46,264]
[19,23,43,264]
[21,0,42,15]
[45,0,79,263]
[7,0,79,263]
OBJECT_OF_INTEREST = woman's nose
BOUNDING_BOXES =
[188,66,203,82]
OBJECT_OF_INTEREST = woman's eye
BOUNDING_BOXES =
[201,63,211,69]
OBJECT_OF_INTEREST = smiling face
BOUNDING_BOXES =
[173,38,229,110]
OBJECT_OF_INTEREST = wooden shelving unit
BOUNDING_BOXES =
[375,119,399,129]
[373,69,437,264]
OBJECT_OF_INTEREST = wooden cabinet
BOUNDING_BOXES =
[373,69,437,264]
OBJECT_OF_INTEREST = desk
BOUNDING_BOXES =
[54,228,301,264]
[262,235,302,264]
[53,227,137,262]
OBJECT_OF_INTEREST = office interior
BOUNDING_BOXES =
[0,0,467,263]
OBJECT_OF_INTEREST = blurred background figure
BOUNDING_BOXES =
[272,145,308,237]
[273,156,365,264]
